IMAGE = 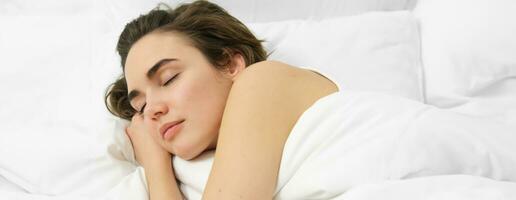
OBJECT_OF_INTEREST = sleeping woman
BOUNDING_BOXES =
[104,0,516,199]
[105,0,338,199]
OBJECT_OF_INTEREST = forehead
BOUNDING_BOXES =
[124,32,192,91]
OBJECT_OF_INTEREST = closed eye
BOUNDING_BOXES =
[137,73,179,115]
[163,73,180,86]
[138,104,146,115]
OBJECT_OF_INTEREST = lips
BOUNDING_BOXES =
[159,120,185,139]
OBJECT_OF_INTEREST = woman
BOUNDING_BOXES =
[105,0,338,199]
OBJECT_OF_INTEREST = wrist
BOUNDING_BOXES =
[143,157,183,200]
[141,154,173,170]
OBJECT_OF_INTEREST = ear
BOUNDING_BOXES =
[225,52,246,81]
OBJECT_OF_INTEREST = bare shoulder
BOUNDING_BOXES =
[237,60,297,79]
[202,60,338,199]
[232,60,338,113]
[226,60,318,131]
[222,59,339,151]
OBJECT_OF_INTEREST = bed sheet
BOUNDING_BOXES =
[337,175,516,200]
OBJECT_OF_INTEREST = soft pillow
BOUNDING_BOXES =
[91,0,417,25]
[413,0,516,108]
[205,0,418,23]
[248,11,424,101]
[0,14,142,197]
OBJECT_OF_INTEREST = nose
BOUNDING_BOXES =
[144,100,169,121]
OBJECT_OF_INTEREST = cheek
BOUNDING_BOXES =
[179,76,229,129]
[172,81,201,109]
[177,76,223,111]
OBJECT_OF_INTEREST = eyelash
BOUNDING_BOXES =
[138,104,146,115]
[163,73,179,86]
[137,73,180,115]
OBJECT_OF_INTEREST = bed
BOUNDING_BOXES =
[1,0,515,199]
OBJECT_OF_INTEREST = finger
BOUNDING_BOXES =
[131,114,140,122]
[143,119,158,131]
[125,127,133,137]
[124,128,135,146]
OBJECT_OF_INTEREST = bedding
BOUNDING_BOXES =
[81,0,418,24]
[337,175,516,200]
[1,0,515,199]
[0,7,425,200]
[249,11,424,101]
[412,0,516,128]
[174,91,516,199]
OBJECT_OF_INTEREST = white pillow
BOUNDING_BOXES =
[248,11,424,101]
[91,0,417,25]
[413,0,516,108]
[0,14,141,197]
[206,0,418,23]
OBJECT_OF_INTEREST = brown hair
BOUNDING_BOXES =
[104,0,268,120]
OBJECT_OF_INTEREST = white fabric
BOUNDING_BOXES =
[249,11,424,101]
[412,0,516,126]
[211,0,419,23]
[0,0,415,23]
[0,117,148,200]
[1,0,515,199]
[174,91,516,199]
[338,175,516,200]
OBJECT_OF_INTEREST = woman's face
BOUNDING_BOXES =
[124,31,243,160]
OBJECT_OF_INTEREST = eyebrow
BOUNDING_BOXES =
[146,58,178,79]
[127,58,178,104]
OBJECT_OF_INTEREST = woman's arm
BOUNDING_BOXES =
[202,61,336,199]
[144,158,184,200]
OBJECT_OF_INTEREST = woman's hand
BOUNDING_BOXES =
[127,114,184,200]
[126,114,171,169]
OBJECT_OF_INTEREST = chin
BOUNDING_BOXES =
[171,137,214,160]
[176,151,199,161]
[173,146,201,161]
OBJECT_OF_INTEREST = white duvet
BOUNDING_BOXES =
[173,91,516,199]
[1,92,515,200]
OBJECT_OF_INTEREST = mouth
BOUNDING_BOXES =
[160,120,185,140]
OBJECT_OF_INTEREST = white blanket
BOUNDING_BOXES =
[2,92,514,200]
[173,91,516,199]
[337,175,516,200]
